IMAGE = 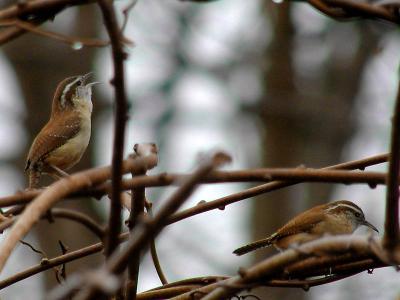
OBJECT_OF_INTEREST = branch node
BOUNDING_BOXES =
[238,267,247,278]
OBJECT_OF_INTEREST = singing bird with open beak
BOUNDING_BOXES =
[25,73,99,188]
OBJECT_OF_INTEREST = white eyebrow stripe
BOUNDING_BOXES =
[60,77,81,108]
[326,203,363,215]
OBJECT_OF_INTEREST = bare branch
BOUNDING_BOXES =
[0,153,389,209]
[97,0,130,259]
[301,0,400,24]
[0,0,93,21]
[383,78,400,253]
[173,235,383,300]
[71,152,231,299]
[169,154,388,224]
[0,232,129,290]
[0,157,155,274]
[0,19,108,47]
[126,143,159,300]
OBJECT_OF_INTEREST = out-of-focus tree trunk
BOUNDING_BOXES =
[2,6,105,289]
[251,2,379,299]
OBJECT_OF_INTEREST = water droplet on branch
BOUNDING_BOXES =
[71,42,83,50]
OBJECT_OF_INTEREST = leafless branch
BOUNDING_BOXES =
[0,232,129,290]
[70,152,231,299]
[169,153,388,224]
[97,0,129,259]
[0,156,156,274]
[301,0,400,24]
[0,19,108,47]
[0,153,389,209]
[173,235,384,300]
[146,202,168,285]
[126,143,159,300]
[383,78,400,255]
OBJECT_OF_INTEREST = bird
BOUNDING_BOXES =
[25,73,98,188]
[233,200,378,256]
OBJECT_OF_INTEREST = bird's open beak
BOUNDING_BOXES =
[362,220,379,233]
[81,72,93,84]
[86,81,101,88]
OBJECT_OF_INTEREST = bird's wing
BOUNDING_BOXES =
[25,113,81,170]
[276,209,325,239]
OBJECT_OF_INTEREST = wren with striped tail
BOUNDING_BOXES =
[233,200,378,256]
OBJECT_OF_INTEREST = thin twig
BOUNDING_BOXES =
[0,232,129,290]
[173,235,382,300]
[98,0,129,259]
[147,203,168,285]
[121,0,138,34]
[169,154,388,224]
[0,208,105,241]
[0,19,108,47]
[301,0,400,23]
[0,0,94,20]
[19,239,47,257]
[0,157,155,274]
[71,152,231,299]
[126,144,158,300]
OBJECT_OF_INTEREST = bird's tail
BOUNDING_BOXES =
[233,233,277,256]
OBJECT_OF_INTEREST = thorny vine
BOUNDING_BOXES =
[0,0,399,299]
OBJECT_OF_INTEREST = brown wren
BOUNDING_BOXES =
[233,200,378,256]
[25,73,98,188]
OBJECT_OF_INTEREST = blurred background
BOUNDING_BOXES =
[0,0,399,299]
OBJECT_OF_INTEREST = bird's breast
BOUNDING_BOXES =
[45,115,91,170]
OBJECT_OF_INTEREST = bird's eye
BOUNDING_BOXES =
[355,212,361,218]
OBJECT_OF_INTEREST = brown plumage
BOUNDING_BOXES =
[233,200,378,256]
[25,74,95,188]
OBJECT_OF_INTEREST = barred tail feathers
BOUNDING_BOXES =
[233,233,277,256]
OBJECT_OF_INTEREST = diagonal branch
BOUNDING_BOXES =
[174,235,382,300]
[0,157,155,274]
[71,152,231,299]
[169,153,388,224]
[0,19,108,47]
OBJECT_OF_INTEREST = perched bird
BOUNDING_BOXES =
[233,200,378,256]
[25,73,98,188]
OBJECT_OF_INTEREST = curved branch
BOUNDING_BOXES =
[72,152,231,299]
[0,157,157,274]
[0,208,105,240]
[173,235,383,300]
[300,0,400,24]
